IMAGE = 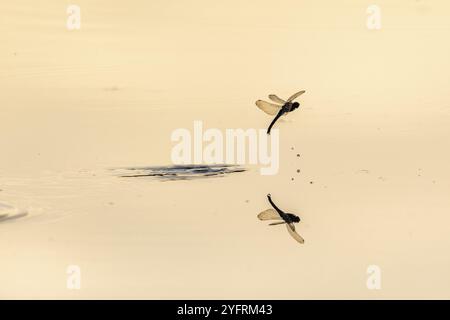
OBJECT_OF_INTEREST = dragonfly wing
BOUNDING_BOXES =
[268,94,286,104]
[255,100,281,116]
[258,209,282,221]
[0,212,27,223]
[287,90,306,102]
[269,221,286,226]
[286,223,305,244]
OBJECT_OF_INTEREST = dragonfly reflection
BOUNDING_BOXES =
[257,194,304,244]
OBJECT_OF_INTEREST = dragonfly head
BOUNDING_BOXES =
[291,102,300,110]
[288,214,300,223]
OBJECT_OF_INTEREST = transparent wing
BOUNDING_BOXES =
[0,212,28,223]
[286,223,305,244]
[255,100,282,116]
[268,94,286,105]
[257,209,282,221]
[269,221,286,226]
[287,90,306,102]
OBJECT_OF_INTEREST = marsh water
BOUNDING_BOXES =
[2,0,450,298]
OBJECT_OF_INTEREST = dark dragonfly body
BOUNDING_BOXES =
[267,101,300,134]
[255,90,305,135]
[267,194,300,224]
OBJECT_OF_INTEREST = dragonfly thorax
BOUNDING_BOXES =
[284,102,300,113]
[290,102,300,111]
[286,213,300,223]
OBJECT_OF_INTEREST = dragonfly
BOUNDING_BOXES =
[257,194,304,244]
[255,90,306,134]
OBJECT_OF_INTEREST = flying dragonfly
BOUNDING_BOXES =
[257,194,304,244]
[255,90,306,134]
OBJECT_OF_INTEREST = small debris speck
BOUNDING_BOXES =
[296,154,300,157]
[296,169,300,173]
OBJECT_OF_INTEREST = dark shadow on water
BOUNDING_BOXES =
[112,164,247,181]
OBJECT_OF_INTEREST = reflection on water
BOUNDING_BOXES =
[112,164,247,181]
[0,203,28,224]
